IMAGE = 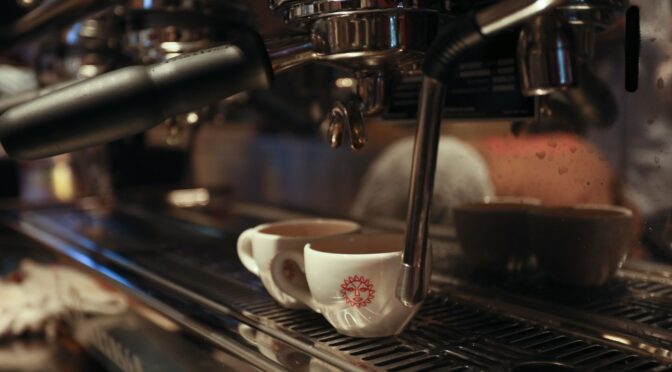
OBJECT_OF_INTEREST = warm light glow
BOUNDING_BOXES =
[167,188,210,207]
[186,112,199,124]
[51,161,75,201]
[335,78,354,88]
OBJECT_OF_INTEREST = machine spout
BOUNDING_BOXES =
[397,76,444,307]
[397,0,564,307]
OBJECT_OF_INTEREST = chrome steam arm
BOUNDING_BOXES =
[0,33,273,160]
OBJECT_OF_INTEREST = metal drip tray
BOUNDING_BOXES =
[438,266,672,355]
[7,206,672,371]
[577,280,672,336]
[233,295,671,371]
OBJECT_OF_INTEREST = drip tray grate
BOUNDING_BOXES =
[467,272,672,349]
[21,208,672,371]
[221,288,672,371]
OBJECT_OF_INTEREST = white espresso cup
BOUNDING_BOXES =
[271,233,431,338]
[237,219,360,309]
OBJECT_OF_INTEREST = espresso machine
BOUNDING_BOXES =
[2,0,672,371]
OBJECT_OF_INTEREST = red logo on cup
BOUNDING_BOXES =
[340,275,375,308]
[282,260,296,282]
[268,260,296,282]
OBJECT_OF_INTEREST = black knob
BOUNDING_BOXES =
[625,6,640,93]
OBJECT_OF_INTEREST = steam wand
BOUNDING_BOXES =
[0,33,274,160]
[397,0,564,307]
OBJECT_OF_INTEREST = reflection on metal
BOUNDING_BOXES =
[35,9,122,85]
[269,0,443,23]
[323,101,367,150]
[322,74,387,149]
[123,0,251,64]
[355,73,388,116]
[335,78,354,88]
[556,0,626,61]
[18,0,40,7]
[185,112,199,125]
[167,188,210,208]
[604,334,634,346]
[518,13,576,96]
[125,28,218,64]
[266,35,315,74]
[163,106,218,147]
[476,0,563,36]
[0,0,118,51]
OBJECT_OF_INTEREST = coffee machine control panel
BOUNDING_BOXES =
[386,29,535,121]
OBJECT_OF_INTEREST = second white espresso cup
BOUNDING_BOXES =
[271,233,431,337]
[237,219,360,309]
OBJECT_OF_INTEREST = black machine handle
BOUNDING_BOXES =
[422,13,484,81]
[0,32,272,160]
[625,6,640,93]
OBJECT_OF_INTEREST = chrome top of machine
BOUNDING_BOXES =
[270,0,444,22]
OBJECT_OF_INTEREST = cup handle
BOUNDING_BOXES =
[271,250,319,312]
[237,228,259,276]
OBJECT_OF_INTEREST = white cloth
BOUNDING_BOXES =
[351,136,495,224]
[0,260,127,337]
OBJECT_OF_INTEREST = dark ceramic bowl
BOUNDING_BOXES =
[454,199,540,273]
[529,205,633,286]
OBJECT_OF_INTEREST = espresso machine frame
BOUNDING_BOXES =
[4,1,672,371]
[0,0,622,307]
